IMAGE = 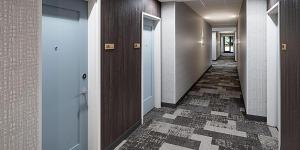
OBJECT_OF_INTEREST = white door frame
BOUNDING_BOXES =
[87,0,101,150]
[141,12,161,124]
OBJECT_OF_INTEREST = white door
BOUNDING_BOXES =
[143,19,155,115]
[42,1,88,150]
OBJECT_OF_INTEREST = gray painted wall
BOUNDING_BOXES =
[237,0,267,117]
[0,0,41,149]
[238,0,247,107]
[162,2,212,104]
[175,2,212,101]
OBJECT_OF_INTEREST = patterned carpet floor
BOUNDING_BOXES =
[116,56,278,150]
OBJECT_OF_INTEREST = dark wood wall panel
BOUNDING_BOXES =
[101,0,161,149]
[143,0,161,17]
[267,0,279,10]
[101,0,128,148]
[280,0,300,149]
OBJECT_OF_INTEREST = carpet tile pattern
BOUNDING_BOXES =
[116,56,278,150]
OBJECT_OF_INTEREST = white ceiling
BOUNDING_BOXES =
[159,0,243,27]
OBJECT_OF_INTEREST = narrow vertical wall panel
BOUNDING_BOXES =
[266,6,279,127]
[0,0,41,150]
[216,32,221,59]
[280,0,300,149]
[161,2,176,104]
[212,32,217,61]
[246,0,267,117]
[237,0,268,117]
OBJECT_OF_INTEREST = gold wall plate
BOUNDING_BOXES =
[105,43,115,50]
[133,43,141,49]
[281,43,287,51]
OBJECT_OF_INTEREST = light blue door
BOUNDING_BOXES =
[42,0,88,150]
[143,19,155,115]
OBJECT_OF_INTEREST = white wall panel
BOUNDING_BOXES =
[212,32,217,60]
[266,5,280,127]
[246,0,267,117]
[237,0,267,117]
[162,2,176,104]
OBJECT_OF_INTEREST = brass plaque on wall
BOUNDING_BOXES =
[105,43,115,50]
[133,43,141,49]
[281,43,287,51]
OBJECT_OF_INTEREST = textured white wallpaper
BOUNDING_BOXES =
[0,0,41,149]
[162,2,176,104]
[246,0,267,117]
[238,0,267,117]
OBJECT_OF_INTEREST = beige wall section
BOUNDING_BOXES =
[175,2,212,101]
[0,0,41,150]
[161,2,212,104]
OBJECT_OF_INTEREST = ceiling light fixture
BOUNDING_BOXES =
[203,13,238,21]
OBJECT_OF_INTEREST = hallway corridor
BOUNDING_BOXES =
[116,57,278,150]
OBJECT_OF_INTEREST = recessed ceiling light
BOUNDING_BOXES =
[203,14,238,21]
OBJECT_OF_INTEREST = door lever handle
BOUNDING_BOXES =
[80,87,88,106]
[80,87,88,95]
